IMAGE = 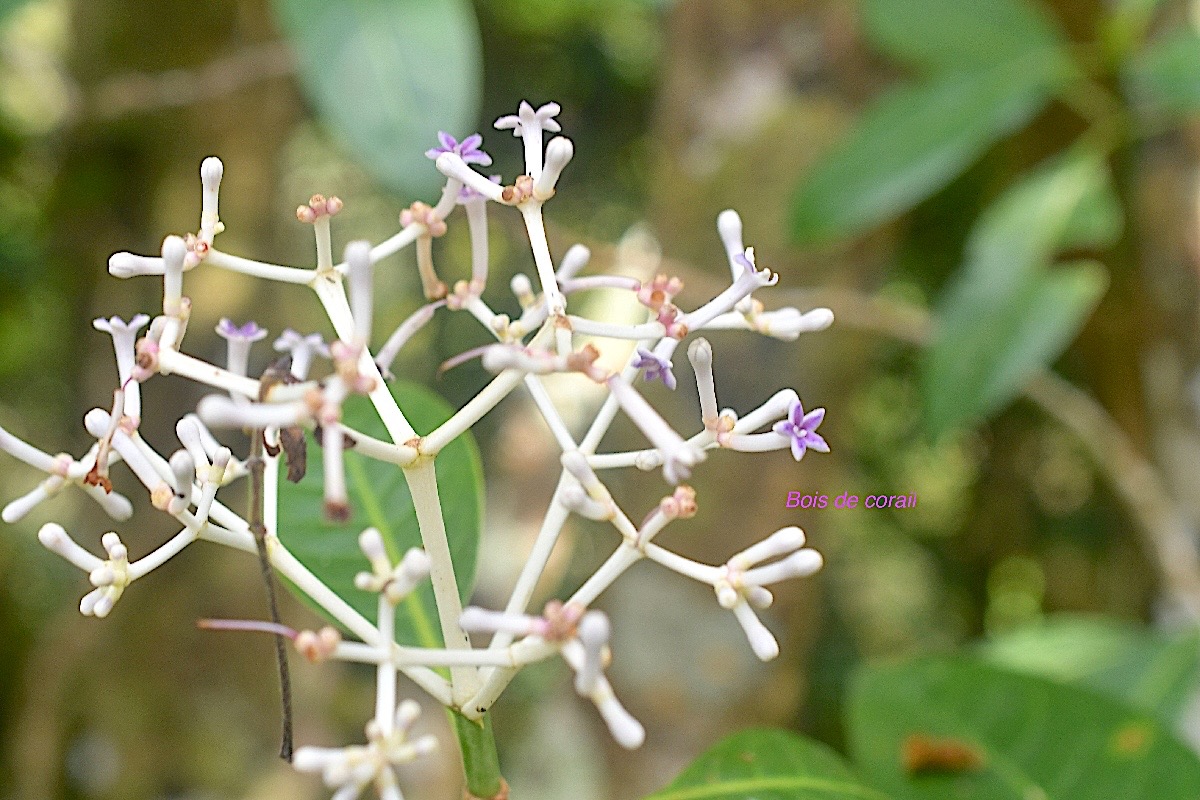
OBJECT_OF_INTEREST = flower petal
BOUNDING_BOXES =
[800,407,825,431]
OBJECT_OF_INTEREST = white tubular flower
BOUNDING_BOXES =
[107,251,165,278]
[494,100,562,180]
[0,425,133,522]
[434,152,505,203]
[680,248,778,332]
[345,240,374,344]
[38,522,102,571]
[274,329,330,381]
[606,375,705,485]
[459,607,544,638]
[167,449,194,515]
[555,243,591,281]
[572,611,608,696]
[559,485,611,520]
[560,450,617,520]
[461,189,491,290]
[714,527,823,661]
[510,273,536,309]
[161,235,188,316]
[752,307,834,340]
[83,408,177,510]
[215,319,268,388]
[687,338,718,429]
[533,136,573,200]
[716,209,745,280]
[93,314,151,419]
[294,700,438,800]
[40,526,133,619]
[354,528,432,606]
[196,395,312,430]
[556,610,644,749]
[199,156,224,243]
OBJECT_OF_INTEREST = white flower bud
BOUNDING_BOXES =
[556,244,591,280]
[108,251,165,278]
[345,240,373,343]
[534,136,573,199]
[161,235,188,315]
[732,600,779,661]
[716,209,744,279]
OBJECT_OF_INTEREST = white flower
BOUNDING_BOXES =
[293,699,437,800]
[39,524,131,619]
[494,100,562,180]
[354,528,431,606]
[606,375,705,485]
[714,527,823,660]
[274,329,330,381]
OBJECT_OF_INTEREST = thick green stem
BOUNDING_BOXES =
[452,711,505,799]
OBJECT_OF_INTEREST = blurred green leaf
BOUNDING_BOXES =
[272,0,482,198]
[923,260,1106,437]
[789,62,1061,245]
[848,657,1200,800]
[645,728,889,800]
[0,0,30,22]
[921,153,1116,437]
[860,0,1068,73]
[278,382,483,646]
[978,615,1200,724]
[1126,30,1200,116]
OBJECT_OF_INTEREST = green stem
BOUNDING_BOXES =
[451,711,505,799]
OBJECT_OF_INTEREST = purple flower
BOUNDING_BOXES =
[632,347,676,391]
[215,318,267,342]
[425,132,492,166]
[773,399,829,461]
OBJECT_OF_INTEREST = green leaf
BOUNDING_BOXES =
[789,62,1060,245]
[921,152,1117,437]
[271,0,482,198]
[277,381,483,647]
[848,657,1200,800]
[1126,29,1200,116]
[860,0,1068,73]
[923,260,1107,436]
[645,729,890,800]
[977,615,1200,724]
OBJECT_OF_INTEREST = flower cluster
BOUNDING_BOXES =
[0,100,834,799]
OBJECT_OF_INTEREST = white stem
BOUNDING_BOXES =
[464,199,489,287]
[520,205,566,317]
[404,460,479,702]
[205,249,314,284]
[158,348,261,397]
[375,596,397,735]
[421,369,524,455]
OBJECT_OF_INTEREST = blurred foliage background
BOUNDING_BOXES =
[2,0,1200,798]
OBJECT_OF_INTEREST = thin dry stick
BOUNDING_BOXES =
[247,431,295,761]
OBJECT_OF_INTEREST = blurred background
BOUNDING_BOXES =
[1,0,1199,798]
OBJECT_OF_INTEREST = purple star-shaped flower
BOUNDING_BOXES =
[425,132,493,166]
[632,347,676,391]
[216,318,267,342]
[773,399,829,461]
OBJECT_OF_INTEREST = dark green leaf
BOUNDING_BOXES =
[278,381,483,647]
[646,728,889,800]
[848,656,1200,800]
[789,62,1060,245]
[1126,30,1200,116]
[978,615,1200,724]
[271,0,482,198]
[860,0,1068,73]
[923,260,1107,436]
